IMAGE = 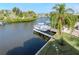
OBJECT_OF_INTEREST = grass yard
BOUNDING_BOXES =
[38,33,79,55]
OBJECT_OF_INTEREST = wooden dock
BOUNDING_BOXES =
[33,29,52,38]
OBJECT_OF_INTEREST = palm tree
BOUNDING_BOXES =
[12,7,21,16]
[23,10,37,18]
[50,4,77,45]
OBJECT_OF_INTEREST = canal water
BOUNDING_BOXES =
[0,17,49,55]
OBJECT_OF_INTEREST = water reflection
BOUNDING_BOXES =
[7,38,46,55]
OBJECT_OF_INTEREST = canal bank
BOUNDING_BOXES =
[33,28,56,55]
[35,37,55,55]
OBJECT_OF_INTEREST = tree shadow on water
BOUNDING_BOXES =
[6,38,46,55]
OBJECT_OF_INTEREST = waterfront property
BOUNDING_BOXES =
[33,20,79,55]
[36,33,79,55]
[33,18,79,55]
[0,3,79,55]
[34,4,79,55]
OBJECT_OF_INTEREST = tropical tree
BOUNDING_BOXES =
[12,7,21,16]
[50,4,77,45]
[23,10,37,18]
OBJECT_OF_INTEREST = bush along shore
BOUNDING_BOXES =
[3,17,37,23]
[0,7,37,23]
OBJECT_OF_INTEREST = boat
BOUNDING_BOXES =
[0,21,6,26]
[34,23,50,31]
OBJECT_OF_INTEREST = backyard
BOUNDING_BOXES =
[38,33,79,55]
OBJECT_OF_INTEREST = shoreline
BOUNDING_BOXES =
[1,18,37,24]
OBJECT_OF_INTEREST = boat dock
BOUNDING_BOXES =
[33,29,53,38]
[33,24,57,54]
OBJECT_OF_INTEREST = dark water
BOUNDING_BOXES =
[0,18,49,55]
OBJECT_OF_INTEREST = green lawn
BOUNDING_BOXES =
[38,33,79,55]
